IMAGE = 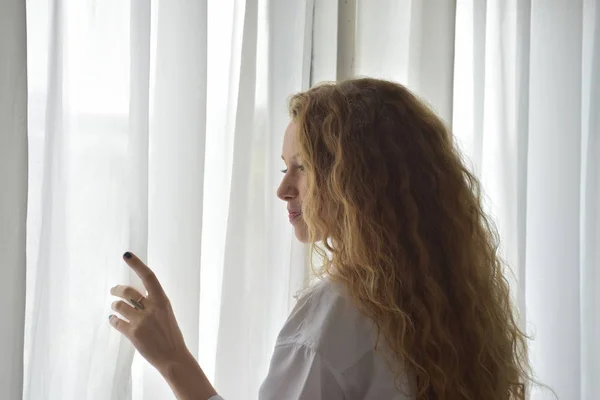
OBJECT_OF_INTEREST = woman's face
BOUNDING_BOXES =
[277,122,309,242]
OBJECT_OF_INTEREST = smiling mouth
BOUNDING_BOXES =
[288,211,302,222]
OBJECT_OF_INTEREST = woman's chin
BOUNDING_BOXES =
[293,225,310,243]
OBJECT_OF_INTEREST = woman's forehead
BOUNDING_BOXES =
[282,122,298,157]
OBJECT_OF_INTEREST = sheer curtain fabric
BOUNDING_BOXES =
[0,0,597,399]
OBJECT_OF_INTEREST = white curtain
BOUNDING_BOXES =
[0,0,596,399]
[22,0,310,399]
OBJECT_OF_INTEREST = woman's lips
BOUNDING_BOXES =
[288,211,302,222]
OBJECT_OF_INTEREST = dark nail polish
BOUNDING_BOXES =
[124,252,132,259]
[108,314,113,320]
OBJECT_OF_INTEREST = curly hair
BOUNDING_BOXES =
[289,78,531,399]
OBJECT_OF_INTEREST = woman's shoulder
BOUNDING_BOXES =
[273,278,417,399]
[276,278,376,364]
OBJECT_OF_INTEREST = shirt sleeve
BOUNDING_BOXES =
[258,342,345,400]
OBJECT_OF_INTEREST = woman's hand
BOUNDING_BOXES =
[109,252,218,399]
[109,252,189,374]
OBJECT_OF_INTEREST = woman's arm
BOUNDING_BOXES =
[160,350,218,400]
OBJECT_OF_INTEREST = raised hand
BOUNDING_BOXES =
[109,252,189,374]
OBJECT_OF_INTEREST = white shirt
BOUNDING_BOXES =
[210,279,415,399]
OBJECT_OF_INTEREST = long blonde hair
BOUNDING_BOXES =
[289,78,530,399]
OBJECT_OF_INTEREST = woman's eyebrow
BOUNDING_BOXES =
[281,154,300,162]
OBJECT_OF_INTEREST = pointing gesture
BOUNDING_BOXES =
[109,252,188,374]
[123,251,167,299]
[109,252,218,399]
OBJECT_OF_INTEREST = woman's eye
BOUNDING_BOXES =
[280,165,303,174]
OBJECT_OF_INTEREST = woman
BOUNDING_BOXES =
[109,78,531,399]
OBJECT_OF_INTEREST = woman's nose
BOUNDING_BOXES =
[277,179,298,201]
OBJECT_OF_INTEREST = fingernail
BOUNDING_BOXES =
[123,252,132,259]
[108,314,113,321]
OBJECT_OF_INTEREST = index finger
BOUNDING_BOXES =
[123,252,167,299]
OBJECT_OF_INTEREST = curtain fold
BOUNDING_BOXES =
[139,0,208,397]
[0,0,27,398]
[525,2,584,397]
[213,0,313,397]
[25,1,136,398]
